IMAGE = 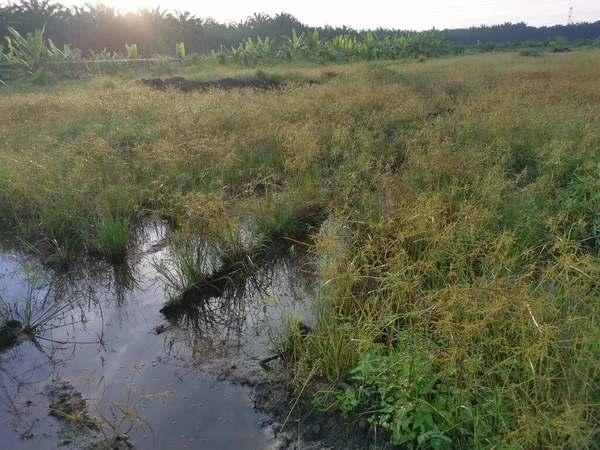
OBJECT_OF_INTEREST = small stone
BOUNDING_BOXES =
[308,423,322,439]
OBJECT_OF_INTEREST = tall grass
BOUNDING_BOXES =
[0,51,599,447]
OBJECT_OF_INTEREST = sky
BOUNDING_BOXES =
[74,0,600,30]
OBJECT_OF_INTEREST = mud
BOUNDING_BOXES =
[206,356,374,450]
[43,380,133,450]
[0,320,30,352]
[137,76,282,92]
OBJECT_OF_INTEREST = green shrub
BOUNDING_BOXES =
[29,68,58,85]
[519,48,542,57]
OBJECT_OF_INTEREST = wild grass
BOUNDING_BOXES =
[0,51,599,447]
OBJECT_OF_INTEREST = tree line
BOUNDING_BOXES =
[1,1,600,57]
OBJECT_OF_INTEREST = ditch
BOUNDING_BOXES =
[0,221,338,450]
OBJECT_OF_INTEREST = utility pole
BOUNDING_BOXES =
[568,6,573,25]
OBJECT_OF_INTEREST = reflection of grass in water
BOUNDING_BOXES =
[160,249,313,363]
[39,358,171,449]
[153,234,219,299]
[0,263,69,339]
[156,188,325,310]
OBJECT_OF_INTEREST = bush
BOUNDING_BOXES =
[519,48,542,57]
[29,68,58,86]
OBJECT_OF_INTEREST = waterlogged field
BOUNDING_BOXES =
[1,51,600,449]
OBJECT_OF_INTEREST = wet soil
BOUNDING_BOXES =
[137,77,282,92]
[44,380,133,450]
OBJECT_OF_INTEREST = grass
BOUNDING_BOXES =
[0,50,600,448]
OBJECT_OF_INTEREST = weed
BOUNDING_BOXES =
[153,234,218,297]
[94,216,131,263]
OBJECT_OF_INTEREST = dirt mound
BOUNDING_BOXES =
[137,76,282,92]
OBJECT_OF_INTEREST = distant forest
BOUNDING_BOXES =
[2,0,600,56]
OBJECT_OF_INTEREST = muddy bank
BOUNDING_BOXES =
[207,356,373,450]
[37,357,373,450]
[137,76,282,92]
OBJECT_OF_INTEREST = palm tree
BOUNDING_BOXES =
[173,10,204,52]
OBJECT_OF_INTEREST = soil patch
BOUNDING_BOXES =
[207,356,374,450]
[43,380,133,450]
[137,77,282,92]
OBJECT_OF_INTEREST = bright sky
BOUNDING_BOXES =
[82,0,600,30]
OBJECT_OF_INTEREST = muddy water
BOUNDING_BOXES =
[0,223,315,449]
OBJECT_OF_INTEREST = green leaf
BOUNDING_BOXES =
[413,412,426,430]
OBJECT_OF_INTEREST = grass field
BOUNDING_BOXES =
[1,51,599,448]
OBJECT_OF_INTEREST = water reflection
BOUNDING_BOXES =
[161,246,316,363]
[0,222,313,449]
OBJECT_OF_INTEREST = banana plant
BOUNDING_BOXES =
[242,37,258,65]
[91,48,124,75]
[175,42,185,59]
[90,48,122,60]
[279,28,306,61]
[0,43,10,63]
[213,46,228,65]
[125,43,138,59]
[5,26,47,74]
[47,39,81,63]
[306,29,322,58]
[361,30,380,60]
[256,36,272,58]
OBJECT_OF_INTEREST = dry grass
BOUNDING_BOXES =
[1,51,599,448]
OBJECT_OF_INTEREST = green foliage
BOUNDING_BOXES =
[124,43,138,59]
[339,334,453,449]
[212,28,450,66]
[28,67,57,85]
[153,235,218,297]
[175,42,185,59]
[2,26,81,78]
[94,216,130,263]
[519,48,542,57]
[1,53,600,448]
[150,54,176,75]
